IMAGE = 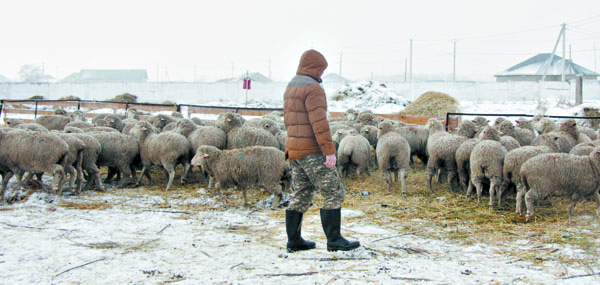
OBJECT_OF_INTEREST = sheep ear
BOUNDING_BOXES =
[202,153,209,158]
[365,129,370,133]
[141,126,147,131]
[542,135,545,139]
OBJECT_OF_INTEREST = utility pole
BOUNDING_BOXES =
[453,39,457,82]
[561,23,566,82]
[404,58,407,83]
[541,24,565,82]
[594,41,597,72]
[409,39,413,83]
[339,53,343,77]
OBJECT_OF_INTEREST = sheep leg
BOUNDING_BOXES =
[180,162,191,185]
[75,151,84,194]
[568,193,581,221]
[489,182,497,210]
[52,165,66,195]
[515,184,526,216]
[64,165,76,193]
[594,190,600,218]
[163,164,176,191]
[466,180,475,198]
[241,186,248,207]
[0,171,14,203]
[136,166,148,186]
[436,169,444,184]
[393,170,398,183]
[524,190,536,220]
[400,169,408,197]
[474,181,484,204]
[426,167,435,193]
[269,184,281,209]
[447,171,458,192]
[383,170,392,191]
[87,164,105,192]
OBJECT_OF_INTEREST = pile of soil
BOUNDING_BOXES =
[400,91,459,117]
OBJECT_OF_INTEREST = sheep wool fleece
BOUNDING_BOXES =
[288,153,345,213]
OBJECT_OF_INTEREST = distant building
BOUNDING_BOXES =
[495,53,599,82]
[62,69,148,83]
[0,74,10,83]
[216,72,272,83]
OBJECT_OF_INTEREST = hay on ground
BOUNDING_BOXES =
[400,91,459,117]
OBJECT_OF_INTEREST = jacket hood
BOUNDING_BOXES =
[296,49,328,82]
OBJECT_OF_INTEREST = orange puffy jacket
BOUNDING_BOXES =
[283,50,335,161]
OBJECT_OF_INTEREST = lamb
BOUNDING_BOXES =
[87,132,140,187]
[532,116,557,134]
[472,116,489,129]
[469,126,508,209]
[493,117,507,128]
[34,115,71,131]
[104,114,125,132]
[130,121,191,191]
[126,108,139,120]
[502,134,561,215]
[498,120,534,146]
[191,145,289,208]
[520,147,600,220]
[397,125,429,164]
[0,129,68,200]
[376,121,411,196]
[149,114,179,132]
[70,110,87,122]
[337,134,371,177]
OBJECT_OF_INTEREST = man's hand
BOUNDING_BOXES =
[324,154,337,168]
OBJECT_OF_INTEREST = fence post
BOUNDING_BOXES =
[77,100,81,111]
[445,112,450,131]
[35,101,39,119]
[0,100,4,120]
[575,75,583,105]
[125,102,129,111]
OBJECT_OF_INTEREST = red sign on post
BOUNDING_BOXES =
[243,77,252,90]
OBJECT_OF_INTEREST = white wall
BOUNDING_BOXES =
[1,80,599,105]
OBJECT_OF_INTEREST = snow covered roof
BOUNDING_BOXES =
[495,53,599,77]
[62,69,148,82]
[216,72,272,83]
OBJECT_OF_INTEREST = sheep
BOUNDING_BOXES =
[53,108,68,116]
[455,138,480,194]
[469,126,508,209]
[104,114,125,132]
[175,119,227,182]
[502,134,561,215]
[520,147,600,220]
[376,121,411,196]
[426,133,466,192]
[531,119,584,153]
[499,136,521,152]
[149,114,179,132]
[0,129,68,200]
[54,133,86,195]
[498,120,534,146]
[569,141,600,156]
[357,110,377,126]
[515,117,535,133]
[34,115,71,131]
[130,121,191,191]
[68,133,105,192]
[64,126,84,133]
[84,127,120,133]
[191,145,289,208]
[16,123,49,132]
[532,116,557,134]
[4,118,23,127]
[457,119,477,138]
[217,112,278,150]
[337,134,371,177]
[332,129,354,151]
[87,132,140,187]
[425,118,448,156]
[397,125,429,165]
[360,125,379,169]
[276,131,287,152]
[243,117,280,136]
[580,126,598,141]
[65,121,94,129]
[472,116,489,129]
[70,110,87,122]
[344,108,359,121]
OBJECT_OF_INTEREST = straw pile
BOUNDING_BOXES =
[400,91,459,117]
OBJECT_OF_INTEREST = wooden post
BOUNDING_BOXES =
[575,75,583,105]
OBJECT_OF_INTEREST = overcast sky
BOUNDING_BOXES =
[1,0,599,82]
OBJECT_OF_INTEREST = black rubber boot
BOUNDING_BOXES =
[285,210,316,252]
[320,208,360,252]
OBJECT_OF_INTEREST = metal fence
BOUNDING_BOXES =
[445,112,600,132]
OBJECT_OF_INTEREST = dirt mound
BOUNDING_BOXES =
[400,91,459,117]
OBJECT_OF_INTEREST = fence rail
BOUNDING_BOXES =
[1,99,443,125]
[445,112,600,131]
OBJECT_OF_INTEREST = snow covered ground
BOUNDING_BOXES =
[1,81,600,283]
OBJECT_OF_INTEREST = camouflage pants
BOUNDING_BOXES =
[288,153,345,213]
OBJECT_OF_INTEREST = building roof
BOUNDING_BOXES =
[495,53,599,77]
[62,69,148,82]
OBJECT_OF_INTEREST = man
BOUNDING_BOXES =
[283,49,360,252]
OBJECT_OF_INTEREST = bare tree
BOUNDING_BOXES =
[19,64,44,82]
